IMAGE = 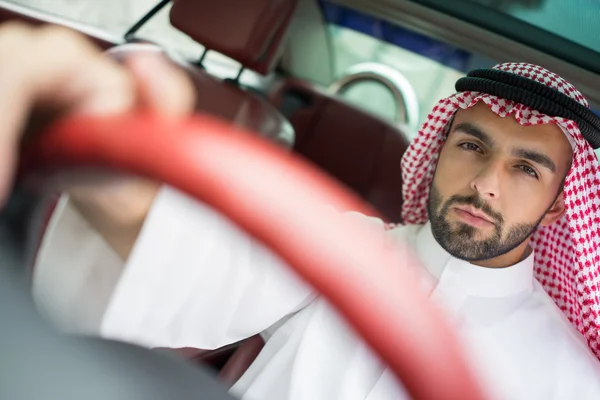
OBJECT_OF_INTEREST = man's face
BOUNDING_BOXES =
[428,103,573,264]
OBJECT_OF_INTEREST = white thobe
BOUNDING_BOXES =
[32,185,600,400]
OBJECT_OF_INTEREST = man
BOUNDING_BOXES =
[2,22,600,400]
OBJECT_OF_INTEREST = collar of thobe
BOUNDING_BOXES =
[413,222,535,298]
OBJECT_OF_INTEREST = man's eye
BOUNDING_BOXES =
[459,142,482,152]
[518,165,539,179]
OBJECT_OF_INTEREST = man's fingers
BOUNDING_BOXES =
[0,24,139,205]
[0,22,197,207]
[0,22,41,204]
[0,24,138,137]
[30,25,137,116]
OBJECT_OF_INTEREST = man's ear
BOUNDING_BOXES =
[540,191,566,226]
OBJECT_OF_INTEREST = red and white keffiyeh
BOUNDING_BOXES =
[399,62,600,358]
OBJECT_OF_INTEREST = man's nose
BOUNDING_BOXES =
[470,162,502,200]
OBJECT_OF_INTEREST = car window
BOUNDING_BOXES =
[326,24,466,139]
[320,2,488,139]
[323,3,600,160]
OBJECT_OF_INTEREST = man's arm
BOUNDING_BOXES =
[34,184,316,349]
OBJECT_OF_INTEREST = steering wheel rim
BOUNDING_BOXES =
[19,112,488,400]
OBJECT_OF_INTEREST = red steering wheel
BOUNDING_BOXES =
[20,113,488,400]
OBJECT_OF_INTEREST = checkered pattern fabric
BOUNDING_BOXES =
[398,62,600,358]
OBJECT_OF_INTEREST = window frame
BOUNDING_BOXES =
[410,0,600,75]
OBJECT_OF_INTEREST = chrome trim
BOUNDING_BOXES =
[329,62,420,131]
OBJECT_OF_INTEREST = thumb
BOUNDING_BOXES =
[125,52,196,117]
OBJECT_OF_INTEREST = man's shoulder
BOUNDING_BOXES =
[514,285,600,380]
[468,285,600,398]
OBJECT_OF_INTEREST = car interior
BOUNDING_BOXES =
[1,0,600,396]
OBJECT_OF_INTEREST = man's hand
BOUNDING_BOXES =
[0,22,196,259]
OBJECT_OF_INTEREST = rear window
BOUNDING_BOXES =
[5,0,261,83]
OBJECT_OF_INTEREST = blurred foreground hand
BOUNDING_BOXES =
[0,22,196,259]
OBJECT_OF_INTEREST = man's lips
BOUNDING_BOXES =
[453,205,495,225]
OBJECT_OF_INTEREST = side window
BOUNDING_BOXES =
[327,25,466,139]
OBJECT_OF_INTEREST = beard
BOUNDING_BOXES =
[427,184,544,262]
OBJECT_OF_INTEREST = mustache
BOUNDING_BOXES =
[443,194,504,224]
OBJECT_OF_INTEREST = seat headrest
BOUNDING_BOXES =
[170,0,298,75]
